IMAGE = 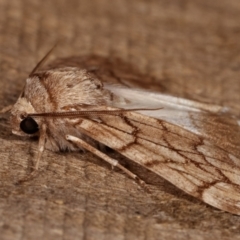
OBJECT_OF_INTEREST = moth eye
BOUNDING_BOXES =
[20,117,39,134]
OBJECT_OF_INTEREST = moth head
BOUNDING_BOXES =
[10,97,40,137]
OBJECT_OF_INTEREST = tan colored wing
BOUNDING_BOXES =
[73,110,240,215]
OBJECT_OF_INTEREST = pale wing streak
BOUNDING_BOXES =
[106,85,228,113]
[74,112,240,214]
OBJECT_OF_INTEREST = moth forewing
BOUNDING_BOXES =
[1,51,240,215]
[68,110,240,215]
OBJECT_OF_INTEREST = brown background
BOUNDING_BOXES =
[1,0,240,239]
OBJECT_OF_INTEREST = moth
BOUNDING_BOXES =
[1,48,240,215]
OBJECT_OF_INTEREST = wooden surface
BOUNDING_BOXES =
[1,0,240,239]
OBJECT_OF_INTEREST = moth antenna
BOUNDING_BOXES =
[27,107,163,118]
[29,43,58,77]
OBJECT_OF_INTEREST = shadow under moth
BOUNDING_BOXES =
[1,48,240,215]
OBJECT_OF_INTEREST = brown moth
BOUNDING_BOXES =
[1,49,240,215]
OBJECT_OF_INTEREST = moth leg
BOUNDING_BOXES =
[0,105,12,114]
[34,123,47,170]
[17,124,47,183]
[66,134,149,191]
